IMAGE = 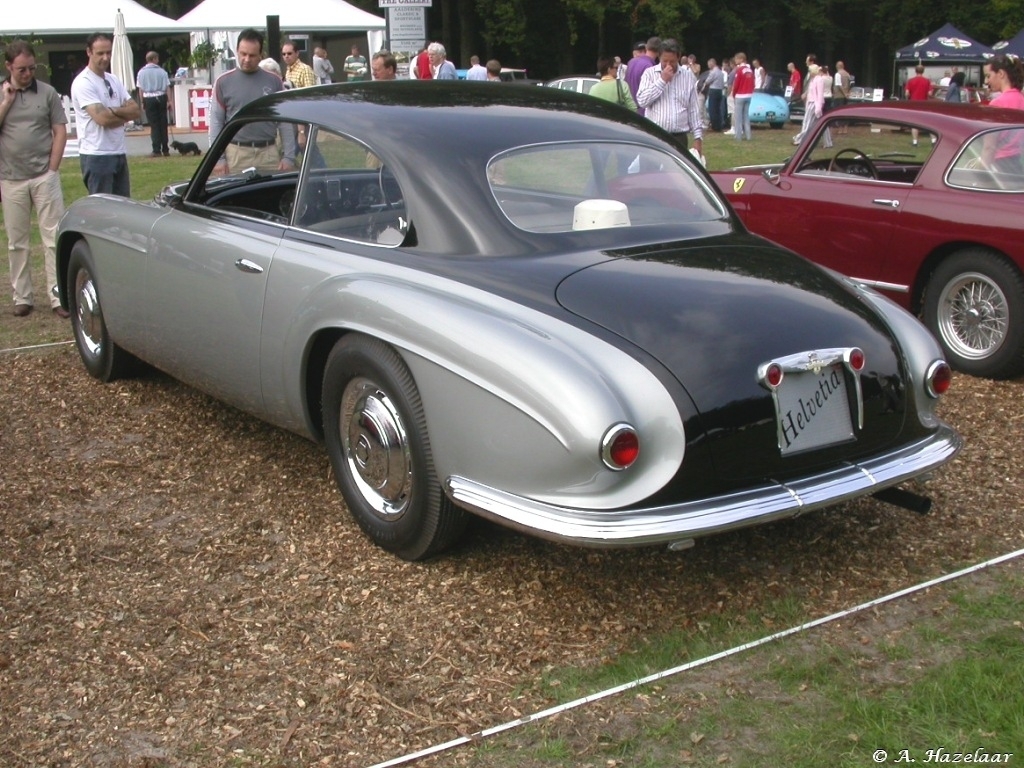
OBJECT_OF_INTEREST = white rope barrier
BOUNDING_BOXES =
[368,547,1024,768]
[0,340,74,355]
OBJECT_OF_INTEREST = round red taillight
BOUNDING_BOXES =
[848,348,865,372]
[602,425,639,470]
[926,360,952,398]
[765,363,784,389]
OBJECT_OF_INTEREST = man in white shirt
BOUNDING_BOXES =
[636,38,704,157]
[71,32,141,196]
[312,47,334,84]
[466,55,487,80]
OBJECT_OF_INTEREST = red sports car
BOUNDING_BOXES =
[712,102,1024,379]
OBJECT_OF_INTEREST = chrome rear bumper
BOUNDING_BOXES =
[445,425,961,548]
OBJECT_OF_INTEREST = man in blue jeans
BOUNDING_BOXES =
[71,32,140,196]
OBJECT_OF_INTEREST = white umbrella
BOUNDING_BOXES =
[111,9,135,95]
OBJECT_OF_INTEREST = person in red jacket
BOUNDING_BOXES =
[412,47,432,80]
[905,65,934,145]
[787,62,802,102]
[730,52,755,141]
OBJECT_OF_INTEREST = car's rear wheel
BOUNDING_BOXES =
[67,240,138,382]
[924,248,1024,379]
[322,334,466,560]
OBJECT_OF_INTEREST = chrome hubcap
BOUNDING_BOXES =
[74,268,103,359]
[939,272,1008,360]
[340,377,412,521]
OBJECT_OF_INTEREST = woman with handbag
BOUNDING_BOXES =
[590,56,638,112]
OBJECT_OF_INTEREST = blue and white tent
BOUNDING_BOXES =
[992,29,1024,59]
[895,23,995,63]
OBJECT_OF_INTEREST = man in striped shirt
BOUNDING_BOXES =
[636,38,703,158]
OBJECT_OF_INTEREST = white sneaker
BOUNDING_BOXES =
[723,129,734,135]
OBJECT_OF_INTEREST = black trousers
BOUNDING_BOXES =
[144,95,169,154]
[707,89,725,131]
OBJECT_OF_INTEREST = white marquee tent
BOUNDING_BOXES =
[179,0,385,84]
[178,0,385,34]
[3,0,186,35]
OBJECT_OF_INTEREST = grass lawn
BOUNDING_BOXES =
[463,563,1024,767]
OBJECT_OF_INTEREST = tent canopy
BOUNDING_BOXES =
[179,0,385,33]
[992,29,1024,58]
[895,23,995,62]
[3,0,186,35]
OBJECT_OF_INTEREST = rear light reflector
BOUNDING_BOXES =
[601,424,639,470]
[926,360,952,398]
[847,347,865,372]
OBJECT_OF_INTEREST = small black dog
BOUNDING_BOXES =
[171,140,202,157]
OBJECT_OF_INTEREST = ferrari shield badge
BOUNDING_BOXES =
[733,178,745,193]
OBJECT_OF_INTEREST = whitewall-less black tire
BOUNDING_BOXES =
[67,240,138,382]
[322,334,466,560]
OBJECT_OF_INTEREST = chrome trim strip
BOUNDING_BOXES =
[445,425,961,549]
[851,279,910,294]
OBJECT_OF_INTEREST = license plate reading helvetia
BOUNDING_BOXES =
[774,364,854,455]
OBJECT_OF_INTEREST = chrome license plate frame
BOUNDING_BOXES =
[758,348,865,456]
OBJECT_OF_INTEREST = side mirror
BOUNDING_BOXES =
[156,183,185,206]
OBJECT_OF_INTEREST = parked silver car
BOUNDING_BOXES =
[56,83,960,560]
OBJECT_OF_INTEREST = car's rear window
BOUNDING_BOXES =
[487,142,726,233]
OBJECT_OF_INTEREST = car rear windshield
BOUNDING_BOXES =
[488,142,727,233]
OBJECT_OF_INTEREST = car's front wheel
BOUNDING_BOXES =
[924,248,1024,379]
[322,334,466,560]
[67,240,138,382]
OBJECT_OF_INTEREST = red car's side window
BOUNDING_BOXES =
[947,128,1024,192]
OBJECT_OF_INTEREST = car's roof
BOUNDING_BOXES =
[235,81,668,161]
[825,101,1024,140]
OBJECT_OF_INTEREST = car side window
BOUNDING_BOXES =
[947,129,1024,192]
[189,119,303,225]
[291,128,408,246]
[795,119,935,184]
[216,120,300,176]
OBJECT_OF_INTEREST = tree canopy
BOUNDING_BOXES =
[140,0,1020,88]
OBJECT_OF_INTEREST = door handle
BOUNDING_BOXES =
[872,199,900,209]
[235,258,265,274]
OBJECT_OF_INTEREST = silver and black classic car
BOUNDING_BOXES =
[56,83,961,560]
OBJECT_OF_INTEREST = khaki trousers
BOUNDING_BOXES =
[225,143,281,174]
[1,170,65,309]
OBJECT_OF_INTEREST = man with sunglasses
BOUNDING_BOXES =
[282,41,316,89]
[0,40,69,318]
[71,32,140,196]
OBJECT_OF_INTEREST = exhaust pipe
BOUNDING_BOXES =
[874,486,932,515]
